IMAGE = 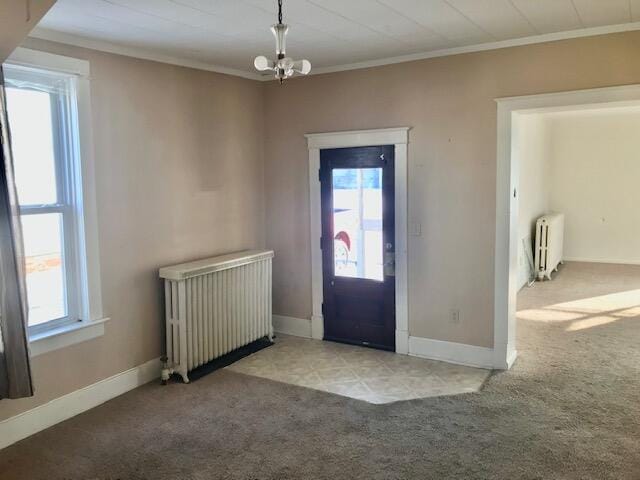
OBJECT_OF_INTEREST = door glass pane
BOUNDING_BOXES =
[332,168,383,281]
[5,87,58,205]
[22,213,67,326]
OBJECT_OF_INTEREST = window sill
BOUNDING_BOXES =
[29,318,109,357]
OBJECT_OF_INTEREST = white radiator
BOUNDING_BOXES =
[534,213,564,281]
[159,250,274,383]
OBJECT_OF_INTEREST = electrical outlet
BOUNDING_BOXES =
[450,309,460,325]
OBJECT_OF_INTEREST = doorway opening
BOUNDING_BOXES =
[495,85,640,369]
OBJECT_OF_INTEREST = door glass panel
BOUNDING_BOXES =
[5,87,58,206]
[22,213,67,325]
[332,168,383,281]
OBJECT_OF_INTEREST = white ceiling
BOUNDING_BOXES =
[31,0,640,80]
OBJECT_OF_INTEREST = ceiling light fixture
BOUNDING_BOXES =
[254,0,311,83]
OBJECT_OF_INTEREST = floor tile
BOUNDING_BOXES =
[227,335,491,404]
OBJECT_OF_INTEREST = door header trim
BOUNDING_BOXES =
[305,127,410,150]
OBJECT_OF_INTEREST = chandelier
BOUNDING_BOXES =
[254,0,311,83]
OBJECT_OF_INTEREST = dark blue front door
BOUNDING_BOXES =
[320,145,396,351]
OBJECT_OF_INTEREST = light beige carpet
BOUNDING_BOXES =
[0,261,639,479]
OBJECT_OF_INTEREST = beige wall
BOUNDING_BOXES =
[0,0,55,62]
[2,29,640,421]
[0,38,265,420]
[516,114,552,288]
[263,31,640,348]
[548,107,640,265]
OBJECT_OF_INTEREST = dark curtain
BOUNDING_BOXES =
[0,66,33,400]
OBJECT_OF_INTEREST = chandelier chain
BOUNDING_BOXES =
[278,0,283,24]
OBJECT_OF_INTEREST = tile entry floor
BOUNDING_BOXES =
[227,334,491,404]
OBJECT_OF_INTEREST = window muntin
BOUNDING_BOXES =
[4,65,81,334]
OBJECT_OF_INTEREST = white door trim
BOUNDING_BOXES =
[305,127,410,353]
[494,84,640,369]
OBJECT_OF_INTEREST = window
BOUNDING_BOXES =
[4,55,97,338]
[332,168,384,281]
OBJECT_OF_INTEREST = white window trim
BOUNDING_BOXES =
[6,47,107,356]
[29,318,107,357]
[305,127,410,354]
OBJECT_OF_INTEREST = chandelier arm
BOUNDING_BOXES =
[254,0,310,82]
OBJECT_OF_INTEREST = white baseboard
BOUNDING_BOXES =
[0,357,160,450]
[273,315,312,338]
[563,257,640,266]
[492,346,518,370]
[408,336,495,369]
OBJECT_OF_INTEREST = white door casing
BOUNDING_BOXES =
[305,128,410,354]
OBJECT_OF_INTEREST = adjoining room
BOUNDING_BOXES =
[515,102,640,357]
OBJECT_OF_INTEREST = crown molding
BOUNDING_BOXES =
[27,28,264,81]
[28,21,640,83]
[308,21,640,77]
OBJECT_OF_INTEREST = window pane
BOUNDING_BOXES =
[5,87,58,205]
[22,213,67,326]
[332,168,383,281]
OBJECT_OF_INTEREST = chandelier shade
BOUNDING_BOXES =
[254,0,311,83]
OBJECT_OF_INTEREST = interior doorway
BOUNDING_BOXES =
[495,84,640,369]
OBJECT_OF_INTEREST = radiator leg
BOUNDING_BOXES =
[179,370,190,384]
[160,356,170,386]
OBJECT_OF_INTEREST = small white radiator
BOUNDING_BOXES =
[534,213,564,281]
[159,250,274,383]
